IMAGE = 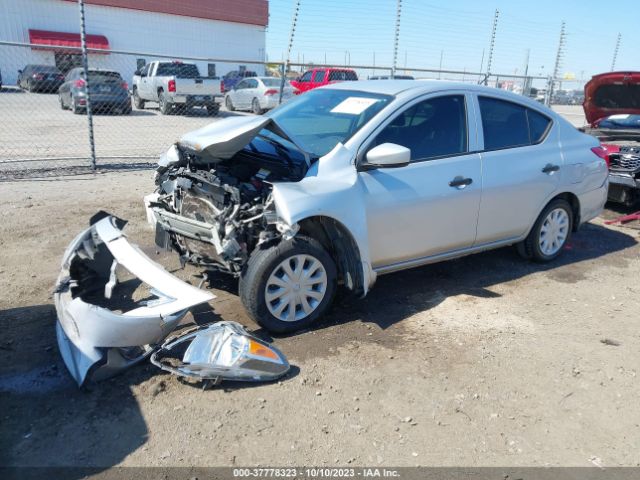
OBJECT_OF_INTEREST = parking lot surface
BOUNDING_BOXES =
[1,91,639,469]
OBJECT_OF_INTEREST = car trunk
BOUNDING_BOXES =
[583,72,640,126]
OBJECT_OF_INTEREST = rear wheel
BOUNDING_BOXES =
[59,94,67,110]
[132,88,145,109]
[158,91,171,115]
[239,236,337,333]
[225,95,235,111]
[206,104,220,116]
[251,97,263,115]
[517,198,573,262]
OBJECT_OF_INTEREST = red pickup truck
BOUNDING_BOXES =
[290,68,358,94]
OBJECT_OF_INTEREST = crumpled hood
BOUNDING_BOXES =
[583,71,640,125]
[178,115,272,160]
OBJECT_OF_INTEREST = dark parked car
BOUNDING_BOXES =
[58,68,131,115]
[17,64,64,93]
[221,70,257,93]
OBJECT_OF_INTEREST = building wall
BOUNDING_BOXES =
[0,0,267,85]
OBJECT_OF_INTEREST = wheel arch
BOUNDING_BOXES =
[298,215,365,296]
[550,191,581,231]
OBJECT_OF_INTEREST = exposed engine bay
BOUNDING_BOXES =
[148,118,313,275]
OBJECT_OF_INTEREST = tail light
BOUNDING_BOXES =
[121,81,128,90]
[57,74,64,80]
[264,89,278,96]
[168,79,176,92]
[74,78,86,88]
[591,144,619,168]
[33,73,44,80]
[220,80,225,93]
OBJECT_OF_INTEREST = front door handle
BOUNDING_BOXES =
[542,163,560,174]
[449,176,473,188]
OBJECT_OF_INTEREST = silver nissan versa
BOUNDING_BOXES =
[146,81,609,333]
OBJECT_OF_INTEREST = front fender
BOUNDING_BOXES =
[271,144,376,292]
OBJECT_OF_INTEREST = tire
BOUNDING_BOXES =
[239,236,337,334]
[158,91,171,115]
[225,95,235,111]
[517,198,573,263]
[59,94,66,110]
[206,104,220,116]
[251,97,263,115]
[71,96,82,115]
[133,88,145,109]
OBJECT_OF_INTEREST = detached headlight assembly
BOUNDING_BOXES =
[150,321,290,384]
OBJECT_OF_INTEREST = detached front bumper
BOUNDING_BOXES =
[608,171,640,205]
[54,213,215,386]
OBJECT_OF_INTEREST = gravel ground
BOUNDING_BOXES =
[1,102,639,470]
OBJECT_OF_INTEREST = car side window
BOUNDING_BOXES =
[236,80,247,89]
[479,96,552,150]
[299,71,313,82]
[527,109,552,143]
[312,70,325,82]
[246,79,258,89]
[371,95,468,161]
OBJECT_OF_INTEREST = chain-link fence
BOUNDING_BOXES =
[0,0,616,179]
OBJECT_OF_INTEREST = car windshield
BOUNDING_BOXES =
[156,63,200,78]
[266,89,392,157]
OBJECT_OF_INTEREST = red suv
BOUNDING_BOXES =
[290,68,358,94]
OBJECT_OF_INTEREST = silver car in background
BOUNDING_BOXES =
[224,77,295,114]
[148,81,609,333]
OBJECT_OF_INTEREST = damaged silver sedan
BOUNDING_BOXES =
[147,81,608,333]
[54,213,215,386]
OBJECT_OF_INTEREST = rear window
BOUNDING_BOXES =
[34,65,60,73]
[86,71,122,83]
[479,97,551,150]
[156,63,200,78]
[328,70,358,81]
[594,84,640,110]
[262,78,288,87]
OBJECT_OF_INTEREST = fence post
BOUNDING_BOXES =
[77,0,96,170]
[278,63,286,105]
[545,76,553,106]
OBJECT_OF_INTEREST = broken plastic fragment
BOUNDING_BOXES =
[150,322,290,383]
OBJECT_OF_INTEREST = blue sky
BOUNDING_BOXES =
[265,0,639,82]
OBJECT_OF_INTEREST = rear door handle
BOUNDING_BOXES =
[542,163,560,174]
[449,176,473,188]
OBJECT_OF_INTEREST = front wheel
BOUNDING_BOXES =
[517,198,573,262]
[133,88,145,109]
[239,236,337,333]
[225,95,234,111]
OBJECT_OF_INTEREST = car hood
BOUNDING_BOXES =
[175,115,309,164]
[583,71,640,125]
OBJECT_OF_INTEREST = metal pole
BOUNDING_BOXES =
[77,0,96,170]
[281,0,301,104]
[485,9,499,85]
[523,48,530,96]
[611,33,621,71]
[391,0,401,79]
[438,50,443,79]
[549,20,566,105]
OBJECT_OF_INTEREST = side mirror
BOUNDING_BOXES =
[18,69,22,74]
[363,143,410,169]
[134,70,141,76]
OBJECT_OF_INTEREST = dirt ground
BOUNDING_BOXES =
[1,168,639,470]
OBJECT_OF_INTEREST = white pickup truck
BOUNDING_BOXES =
[132,61,222,115]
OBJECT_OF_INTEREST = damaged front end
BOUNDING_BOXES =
[146,116,309,275]
[54,213,215,386]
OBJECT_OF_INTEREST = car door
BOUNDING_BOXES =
[138,63,152,99]
[244,78,259,106]
[358,93,483,269]
[233,79,249,108]
[473,95,560,245]
[59,69,73,104]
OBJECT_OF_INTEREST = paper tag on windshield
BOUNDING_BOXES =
[331,97,380,115]
[256,168,271,179]
[608,114,630,120]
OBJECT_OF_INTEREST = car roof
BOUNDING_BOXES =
[324,80,552,110]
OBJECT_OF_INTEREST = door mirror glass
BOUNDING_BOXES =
[364,143,411,169]
[134,70,141,76]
